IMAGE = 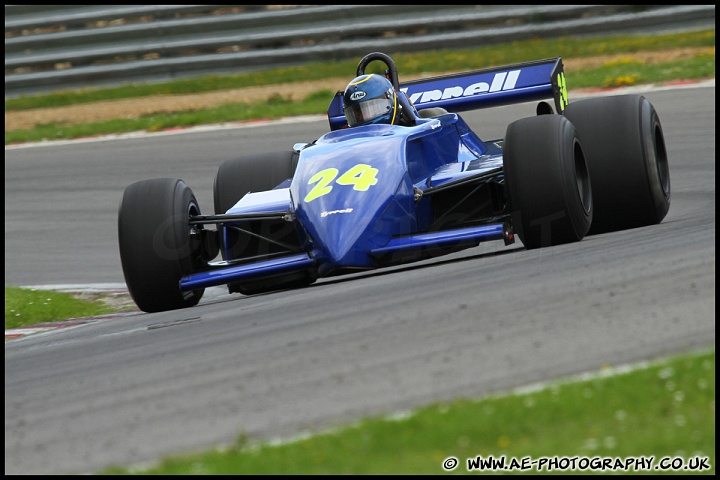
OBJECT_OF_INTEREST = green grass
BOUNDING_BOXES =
[5,29,715,145]
[98,348,714,475]
[571,50,715,89]
[5,89,337,145]
[4,286,120,329]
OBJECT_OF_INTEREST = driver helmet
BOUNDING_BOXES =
[342,74,397,127]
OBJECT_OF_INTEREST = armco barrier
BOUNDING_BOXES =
[4,4,715,98]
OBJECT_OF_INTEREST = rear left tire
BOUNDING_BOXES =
[563,95,670,234]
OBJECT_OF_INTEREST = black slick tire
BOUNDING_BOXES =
[563,95,670,234]
[504,114,593,249]
[118,178,205,312]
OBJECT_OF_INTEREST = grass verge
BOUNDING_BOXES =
[4,286,127,330]
[98,348,714,475]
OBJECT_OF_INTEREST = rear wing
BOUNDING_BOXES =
[328,57,567,130]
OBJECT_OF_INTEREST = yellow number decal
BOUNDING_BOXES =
[335,164,379,191]
[304,164,380,202]
[304,168,338,203]
[557,72,568,111]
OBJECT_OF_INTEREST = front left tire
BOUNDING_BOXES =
[503,114,593,249]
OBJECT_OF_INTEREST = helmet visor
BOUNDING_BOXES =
[345,96,393,127]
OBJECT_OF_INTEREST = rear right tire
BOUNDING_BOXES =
[213,150,298,262]
[213,151,298,215]
[213,151,316,294]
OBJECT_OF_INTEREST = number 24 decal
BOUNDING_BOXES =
[304,164,379,202]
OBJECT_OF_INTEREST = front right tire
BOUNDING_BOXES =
[118,178,206,312]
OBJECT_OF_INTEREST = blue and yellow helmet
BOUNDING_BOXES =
[342,74,397,127]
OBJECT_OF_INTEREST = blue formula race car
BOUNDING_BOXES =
[118,52,671,313]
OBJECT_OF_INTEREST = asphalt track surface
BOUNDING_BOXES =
[4,82,716,474]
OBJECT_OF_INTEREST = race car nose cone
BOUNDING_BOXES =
[303,202,380,269]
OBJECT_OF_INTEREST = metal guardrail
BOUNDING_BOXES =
[4,4,716,98]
